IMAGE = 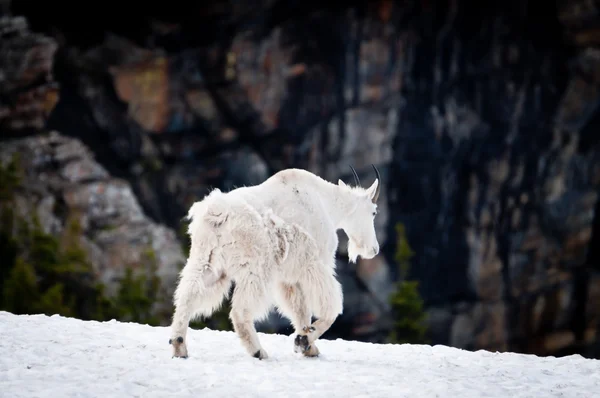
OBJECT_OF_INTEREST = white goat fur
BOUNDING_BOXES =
[169,168,380,359]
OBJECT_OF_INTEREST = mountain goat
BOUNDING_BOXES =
[169,166,382,359]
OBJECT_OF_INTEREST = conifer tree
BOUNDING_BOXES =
[388,223,428,344]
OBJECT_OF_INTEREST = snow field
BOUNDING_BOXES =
[1,311,599,397]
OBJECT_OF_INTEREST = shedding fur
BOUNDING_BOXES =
[169,167,381,359]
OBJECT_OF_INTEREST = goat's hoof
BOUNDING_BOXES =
[170,336,188,358]
[252,349,269,360]
[302,344,320,358]
[294,334,312,353]
[294,334,320,357]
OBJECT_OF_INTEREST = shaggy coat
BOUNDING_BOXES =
[169,167,381,359]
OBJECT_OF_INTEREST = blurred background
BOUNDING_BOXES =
[1,0,599,359]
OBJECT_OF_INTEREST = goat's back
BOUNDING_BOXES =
[187,188,277,270]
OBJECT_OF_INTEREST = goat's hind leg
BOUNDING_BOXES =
[229,273,271,360]
[169,264,231,358]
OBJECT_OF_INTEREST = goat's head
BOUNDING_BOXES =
[337,164,381,263]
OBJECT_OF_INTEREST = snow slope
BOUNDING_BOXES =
[1,311,599,398]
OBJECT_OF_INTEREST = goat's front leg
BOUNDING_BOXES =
[229,273,271,359]
[273,282,319,356]
[296,267,344,357]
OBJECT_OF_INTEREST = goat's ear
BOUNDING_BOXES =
[366,179,379,200]
[338,179,347,187]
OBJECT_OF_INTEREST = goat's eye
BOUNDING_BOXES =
[372,212,377,217]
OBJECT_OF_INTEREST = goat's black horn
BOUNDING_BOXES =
[371,164,381,203]
[349,165,361,187]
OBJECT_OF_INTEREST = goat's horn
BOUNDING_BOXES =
[349,165,361,187]
[371,164,381,203]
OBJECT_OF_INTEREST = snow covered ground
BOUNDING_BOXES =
[1,311,599,398]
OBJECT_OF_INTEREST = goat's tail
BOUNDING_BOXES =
[186,188,223,220]
[182,189,229,278]
[185,188,227,233]
[173,190,233,329]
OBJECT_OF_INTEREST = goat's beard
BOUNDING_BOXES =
[347,239,360,263]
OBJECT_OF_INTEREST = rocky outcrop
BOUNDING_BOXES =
[0,14,185,319]
[0,131,186,316]
[2,1,600,356]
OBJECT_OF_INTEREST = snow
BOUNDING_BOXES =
[1,311,599,398]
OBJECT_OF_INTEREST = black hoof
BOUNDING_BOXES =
[253,350,262,359]
[294,334,310,352]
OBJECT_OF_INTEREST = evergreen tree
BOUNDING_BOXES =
[388,223,429,344]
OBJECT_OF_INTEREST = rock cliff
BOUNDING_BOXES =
[0,13,186,318]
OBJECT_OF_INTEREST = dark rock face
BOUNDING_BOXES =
[0,15,58,131]
[384,0,600,356]
[2,0,599,356]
